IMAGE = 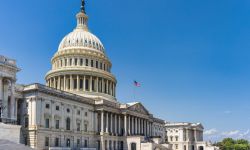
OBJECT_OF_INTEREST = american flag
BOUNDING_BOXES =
[134,81,141,87]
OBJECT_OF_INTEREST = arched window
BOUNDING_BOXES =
[66,118,71,130]
[85,79,89,91]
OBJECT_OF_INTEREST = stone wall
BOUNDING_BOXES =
[0,123,22,143]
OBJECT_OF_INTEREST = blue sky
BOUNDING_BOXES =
[1,0,250,141]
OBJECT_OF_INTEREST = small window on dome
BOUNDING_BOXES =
[80,59,83,66]
[96,61,98,68]
[86,59,88,66]
[65,59,67,66]
[91,60,94,67]
[100,63,103,69]
[75,58,77,66]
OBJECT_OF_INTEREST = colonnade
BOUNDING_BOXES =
[0,76,16,122]
[47,75,116,97]
[98,111,153,137]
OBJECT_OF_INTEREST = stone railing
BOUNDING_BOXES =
[0,55,17,67]
[49,148,71,150]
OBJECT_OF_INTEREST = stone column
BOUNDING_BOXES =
[70,75,73,91]
[101,111,104,133]
[106,112,109,133]
[102,78,104,93]
[124,114,127,136]
[53,77,56,88]
[194,129,197,141]
[114,114,117,135]
[118,115,121,135]
[58,76,61,90]
[10,81,15,120]
[135,117,138,135]
[64,76,66,90]
[83,76,86,91]
[77,75,80,91]
[139,118,141,134]
[110,113,113,135]
[131,116,134,135]
[96,77,98,92]
[128,115,131,136]
[90,76,93,92]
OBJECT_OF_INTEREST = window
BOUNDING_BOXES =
[84,139,88,148]
[77,122,81,131]
[91,60,94,67]
[56,106,60,111]
[92,80,95,91]
[85,112,88,117]
[45,137,49,147]
[175,144,178,149]
[176,136,178,141]
[84,124,88,132]
[77,139,80,148]
[80,59,83,66]
[45,104,50,109]
[184,145,187,150]
[45,119,50,128]
[67,108,70,113]
[86,59,88,66]
[77,110,81,115]
[104,64,106,71]
[55,138,59,147]
[96,61,99,68]
[55,120,60,129]
[66,118,71,130]
[66,139,70,147]
[170,136,173,141]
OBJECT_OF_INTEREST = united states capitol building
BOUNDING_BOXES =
[0,1,219,150]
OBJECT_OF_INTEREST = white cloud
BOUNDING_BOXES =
[204,129,218,135]
[222,130,240,136]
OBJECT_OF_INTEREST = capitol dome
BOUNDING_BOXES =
[58,29,105,53]
[45,4,117,101]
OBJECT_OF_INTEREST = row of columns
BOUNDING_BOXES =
[99,111,153,137]
[47,75,116,97]
[0,77,16,121]
[53,57,110,72]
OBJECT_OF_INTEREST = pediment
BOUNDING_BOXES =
[127,102,150,115]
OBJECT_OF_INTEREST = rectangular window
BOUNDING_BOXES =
[45,137,49,147]
[91,60,94,67]
[84,124,88,132]
[56,106,60,111]
[77,123,81,131]
[80,59,83,66]
[77,139,80,147]
[86,59,88,66]
[55,138,59,147]
[45,119,50,128]
[176,144,178,149]
[84,139,88,148]
[45,104,50,109]
[96,61,99,68]
[25,117,29,128]
[55,120,60,129]
[85,79,89,91]
[66,139,70,147]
